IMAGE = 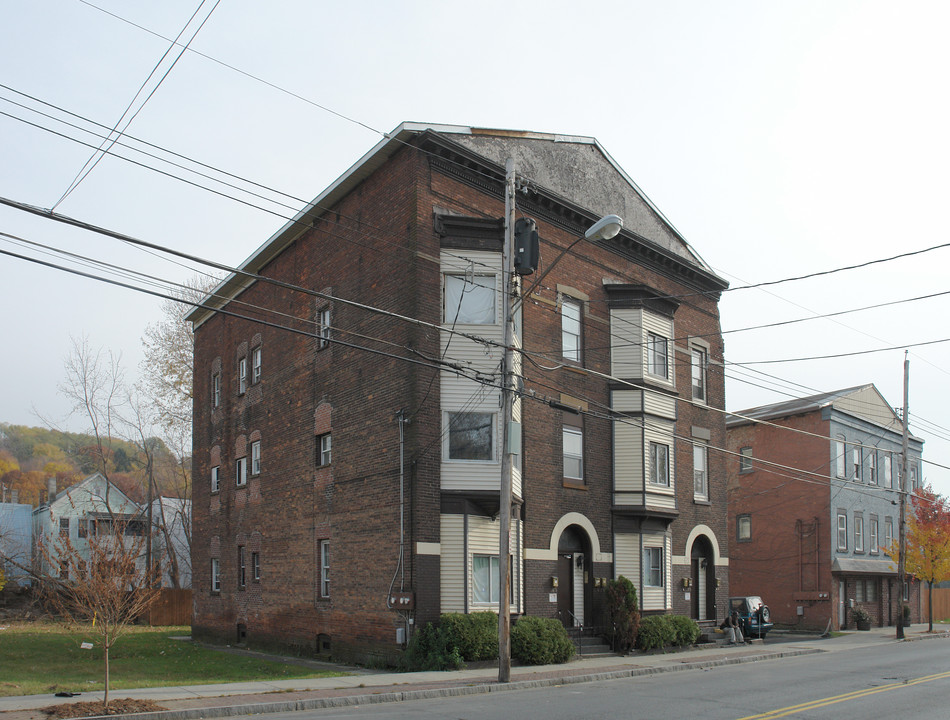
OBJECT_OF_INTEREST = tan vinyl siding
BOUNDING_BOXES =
[643,390,676,419]
[642,533,671,611]
[440,514,466,613]
[613,417,644,494]
[609,308,643,378]
[614,533,640,583]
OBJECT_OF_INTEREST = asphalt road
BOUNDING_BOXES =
[223,637,950,720]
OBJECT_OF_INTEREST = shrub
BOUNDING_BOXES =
[635,615,675,651]
[903,605,912,622]
[606,576,640,652]
[440,612,498,661]
[852,607,871,624]
[399,622,463,671]
[668,615,701,646]
[511,615,574,665]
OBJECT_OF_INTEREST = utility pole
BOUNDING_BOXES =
[897,351,910,639]
[497,157,516,683]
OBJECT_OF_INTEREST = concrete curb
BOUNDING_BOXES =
[75,647,821,720]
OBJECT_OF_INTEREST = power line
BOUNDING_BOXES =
[54,0,221,210]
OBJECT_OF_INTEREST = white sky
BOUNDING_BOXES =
[1,0,948,493]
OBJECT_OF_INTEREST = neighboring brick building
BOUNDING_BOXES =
[187,123,730,662]
[726,385,924,632]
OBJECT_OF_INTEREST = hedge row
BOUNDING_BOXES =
[635,615,701,651]
[401,612,573,671]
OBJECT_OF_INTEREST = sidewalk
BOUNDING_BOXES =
[4,625,947,720]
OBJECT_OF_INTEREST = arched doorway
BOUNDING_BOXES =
[556,525,592,627]
[690,535,715,620]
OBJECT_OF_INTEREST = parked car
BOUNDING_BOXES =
[728,596,773,639]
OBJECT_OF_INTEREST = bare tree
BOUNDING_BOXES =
[36,484,159,707]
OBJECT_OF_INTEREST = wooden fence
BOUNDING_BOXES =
[147,588,192,626]
[921,586,950,622]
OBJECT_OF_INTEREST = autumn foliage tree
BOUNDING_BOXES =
[888,485,950,632]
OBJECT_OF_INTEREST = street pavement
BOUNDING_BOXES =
[3,625,947,720]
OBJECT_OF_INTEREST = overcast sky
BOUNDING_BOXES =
[1,0,948,493]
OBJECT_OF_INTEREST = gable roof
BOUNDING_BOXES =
[49,472,139,517]
[187,122,727,328]
[727,383,917,439]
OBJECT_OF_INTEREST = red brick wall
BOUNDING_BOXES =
[727,412,833,629]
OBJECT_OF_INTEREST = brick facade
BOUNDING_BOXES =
[189,125,730,662]
[727,386,924,632]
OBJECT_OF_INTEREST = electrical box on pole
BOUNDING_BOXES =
[513,218,539,275]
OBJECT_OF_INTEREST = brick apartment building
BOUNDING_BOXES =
[726,385,924,632]
[187,123,730,662]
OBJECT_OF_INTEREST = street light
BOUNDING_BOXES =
[584,214,623,241]
[498,157,623,683]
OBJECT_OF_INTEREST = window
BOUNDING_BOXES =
[885,517,894,553]
[318,307,331,349]
[866,579,877,602]
[59,518,70,538]
[211,465,220,493]
[317,433,332,467]
[852,447,861,482]
[78,519,88,538]
[691,347,707,402]
[252,346,262,384]
[236,457,247,486]
[870,516,879,554]
[211,558,220,592]
[447,411,494,461]
[238,357,247,395]
[212,372,221,408]
[561,299,581,362]
[252,552,261,582]
[444,274,496,324]
[855,579,865,603]
[835,436,846,478]
[884,453,893,489]
[251,440,261,476]
[649,442,670,486]
[903,582,909,602]
[737,514,751,542]
[472,554,500,604]
[647,333,669,378]
[319,539,330,598]
[739,446,753,473]
[837,512,848,551]
[693,444,708,500]
[563,426,583,480]
[238,546,246,589]
[911,461,919,490]
[868,452,877,485]
[644,547,664,587]
[854,513,865,552]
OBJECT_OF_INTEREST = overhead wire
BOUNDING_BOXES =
[53,0,221,210]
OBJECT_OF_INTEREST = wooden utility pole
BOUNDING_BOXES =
[498,157,516,682]
[897,351,910,639]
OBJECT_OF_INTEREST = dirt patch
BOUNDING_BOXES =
[39,699,165,719]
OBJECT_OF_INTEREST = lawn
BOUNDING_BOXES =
[0,622,346,697]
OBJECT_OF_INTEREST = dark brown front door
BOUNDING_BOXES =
[557,554,573,626]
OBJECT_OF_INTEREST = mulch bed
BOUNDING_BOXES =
[39,700,165,719]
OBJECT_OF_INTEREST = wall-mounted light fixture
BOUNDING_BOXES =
[681,577,692,589]
[551,576,559,588]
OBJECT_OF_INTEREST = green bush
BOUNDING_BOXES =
[903,605,912,622]
[511,615,574,665]
[668,615,701,646]
[399,622,463,671]
[440,612,498,661]
[606,576,640,652]
[636,615,701,650]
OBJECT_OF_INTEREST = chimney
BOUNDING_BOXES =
[47,477,57,503]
